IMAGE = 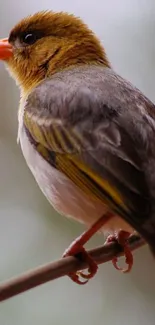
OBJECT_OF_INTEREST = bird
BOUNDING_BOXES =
[0,10,155,285]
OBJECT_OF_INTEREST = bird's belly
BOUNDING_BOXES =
[19,126,133,233]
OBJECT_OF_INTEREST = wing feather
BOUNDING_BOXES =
[23,65,153,229]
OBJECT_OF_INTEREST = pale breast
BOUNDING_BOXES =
[19,124,133,233]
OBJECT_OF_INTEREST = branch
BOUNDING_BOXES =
[0,234,145,302]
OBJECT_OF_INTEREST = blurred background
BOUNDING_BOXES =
[0,0,155,324]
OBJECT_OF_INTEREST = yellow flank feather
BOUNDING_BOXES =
[68,155,128,211]
[55,152,129,218]
[56,153,106,201]
[43,128,58,152]
[24,112,128,216]
[53,125,69,152]
[61,128,82,152]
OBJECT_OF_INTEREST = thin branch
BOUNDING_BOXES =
[0,235,145,302]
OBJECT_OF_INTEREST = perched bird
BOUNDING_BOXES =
[0,10,155,284]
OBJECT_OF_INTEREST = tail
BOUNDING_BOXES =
[139,219,155,257]
[149,245,155,256]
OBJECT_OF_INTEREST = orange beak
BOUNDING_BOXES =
[0,38,13,60]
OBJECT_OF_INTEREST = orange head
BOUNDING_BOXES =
[0,10,110,94]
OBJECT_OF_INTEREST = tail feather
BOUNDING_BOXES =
[139,220,155,257]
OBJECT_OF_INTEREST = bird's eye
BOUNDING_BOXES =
[22,33,37,45]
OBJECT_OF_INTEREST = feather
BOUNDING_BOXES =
[23,65,155,234]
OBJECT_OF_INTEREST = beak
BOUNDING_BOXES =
[0,38,13,60]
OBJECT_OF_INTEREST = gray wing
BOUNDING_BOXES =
[23,65,155,235]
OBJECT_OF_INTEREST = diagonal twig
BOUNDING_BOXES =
[0,234,145,302]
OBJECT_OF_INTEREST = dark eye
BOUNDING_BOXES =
[22,33,37,45]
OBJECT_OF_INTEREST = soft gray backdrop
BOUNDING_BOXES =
[0,1,155,324]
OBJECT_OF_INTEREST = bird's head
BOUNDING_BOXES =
[0,11,110,95]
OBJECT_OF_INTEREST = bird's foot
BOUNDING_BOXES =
[63,240,98,285]
[106,230,133,273]
[62,212,114,284]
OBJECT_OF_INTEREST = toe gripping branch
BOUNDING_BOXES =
[63,212,133,285]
